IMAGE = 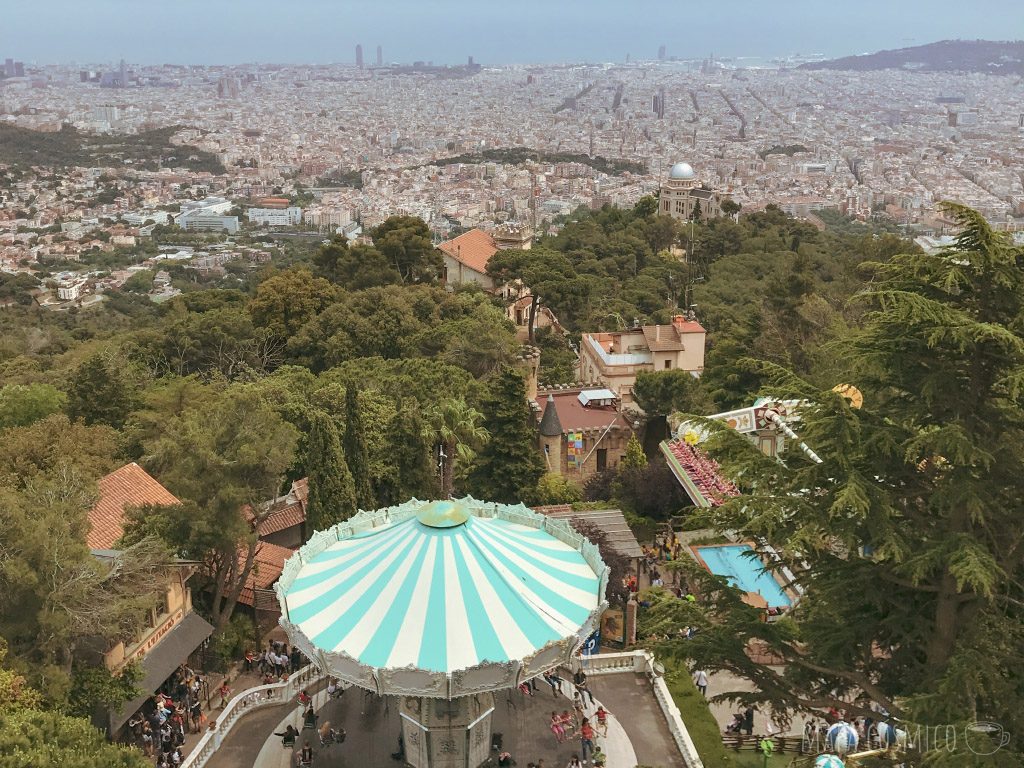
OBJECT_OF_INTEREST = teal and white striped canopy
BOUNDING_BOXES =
[276,499,607,697]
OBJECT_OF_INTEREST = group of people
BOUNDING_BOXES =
[245,639,307,684]
[126,663,207,767]
[535,666,608,766]
[644,528,685,567]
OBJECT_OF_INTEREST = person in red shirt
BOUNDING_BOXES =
[579,718,595,763]
[595,705,608,737]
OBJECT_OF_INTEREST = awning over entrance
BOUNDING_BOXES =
[108,611,214,732]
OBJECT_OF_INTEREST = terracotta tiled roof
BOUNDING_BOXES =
[237,541,294,607]
[258,501,305,536]
[245,479,308,537]
[87,463,180,550]
[674,320,706,334]
[437,229,498,275]
[641,325,686,352]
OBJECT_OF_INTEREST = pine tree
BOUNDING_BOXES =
[303,409,356,530]
[643,204,1024,763]
[343,385,376,510]
[468,367,545,504]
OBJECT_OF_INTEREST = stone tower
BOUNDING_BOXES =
[538,394,564,474]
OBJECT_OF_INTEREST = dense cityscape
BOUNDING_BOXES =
[1,7,1022,768]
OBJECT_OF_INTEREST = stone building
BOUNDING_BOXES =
[659,162,725,221]
[533,386,636,480]
[85,463,214,736]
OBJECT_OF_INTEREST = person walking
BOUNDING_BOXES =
[566,755,582,768]
[218,681,231,708]
[579,718,595,763]
[693,668,709,696]
[298,742,314,767]
[595,705,608,737]
[573,668,594,707]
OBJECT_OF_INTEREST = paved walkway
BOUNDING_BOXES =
[702,667,802,739]
[589,673,680,768]
[208,671,659,768]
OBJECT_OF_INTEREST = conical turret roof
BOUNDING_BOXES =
[539,394,563,436]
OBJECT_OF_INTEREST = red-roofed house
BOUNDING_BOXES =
[85,464,213,737]
[246,478,309,549]
[437,228,501,289]
[437,225,562,341]
[237,541,295,612]
[87,462,180,550]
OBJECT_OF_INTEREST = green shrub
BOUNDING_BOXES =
[534,473,583,505]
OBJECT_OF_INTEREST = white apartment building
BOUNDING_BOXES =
[57,280,85,301]
[246,207,303,226]
[178,215,239,234]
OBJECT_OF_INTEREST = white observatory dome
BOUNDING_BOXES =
[669,162,696,180]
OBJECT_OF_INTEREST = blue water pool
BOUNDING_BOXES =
[694,544,791,607]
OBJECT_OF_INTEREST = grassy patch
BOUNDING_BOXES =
[662,660,794,768]
[663,660,737,766]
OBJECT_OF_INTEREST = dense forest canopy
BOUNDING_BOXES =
[5,198,1018,763]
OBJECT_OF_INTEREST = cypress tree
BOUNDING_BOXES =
[66,354,136,429]
[619,434,648,470]
[388,397,439,503]
[468,366,545,503]
[303,409,356,530]
[343,385,376,510]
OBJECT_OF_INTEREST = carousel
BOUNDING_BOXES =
[275,497,609,768]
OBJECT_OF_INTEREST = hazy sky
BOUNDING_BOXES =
[2,0,1022,66]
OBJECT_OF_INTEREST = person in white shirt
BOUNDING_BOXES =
[693,668,709,696]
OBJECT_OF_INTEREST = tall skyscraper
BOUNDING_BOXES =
[468,55,474,67]
[356,44,363,69]
[658,44,667,61]
[376,45,383,66]
[119,58,128,87]
[217,75,241,99]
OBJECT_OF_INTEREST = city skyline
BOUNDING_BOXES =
[3,0,1022,66]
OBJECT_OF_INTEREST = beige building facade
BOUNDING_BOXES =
[578,315,706,406]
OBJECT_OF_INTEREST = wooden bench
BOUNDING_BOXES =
[721,735,806,754]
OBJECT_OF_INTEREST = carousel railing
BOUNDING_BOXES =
[181,664,324,768]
